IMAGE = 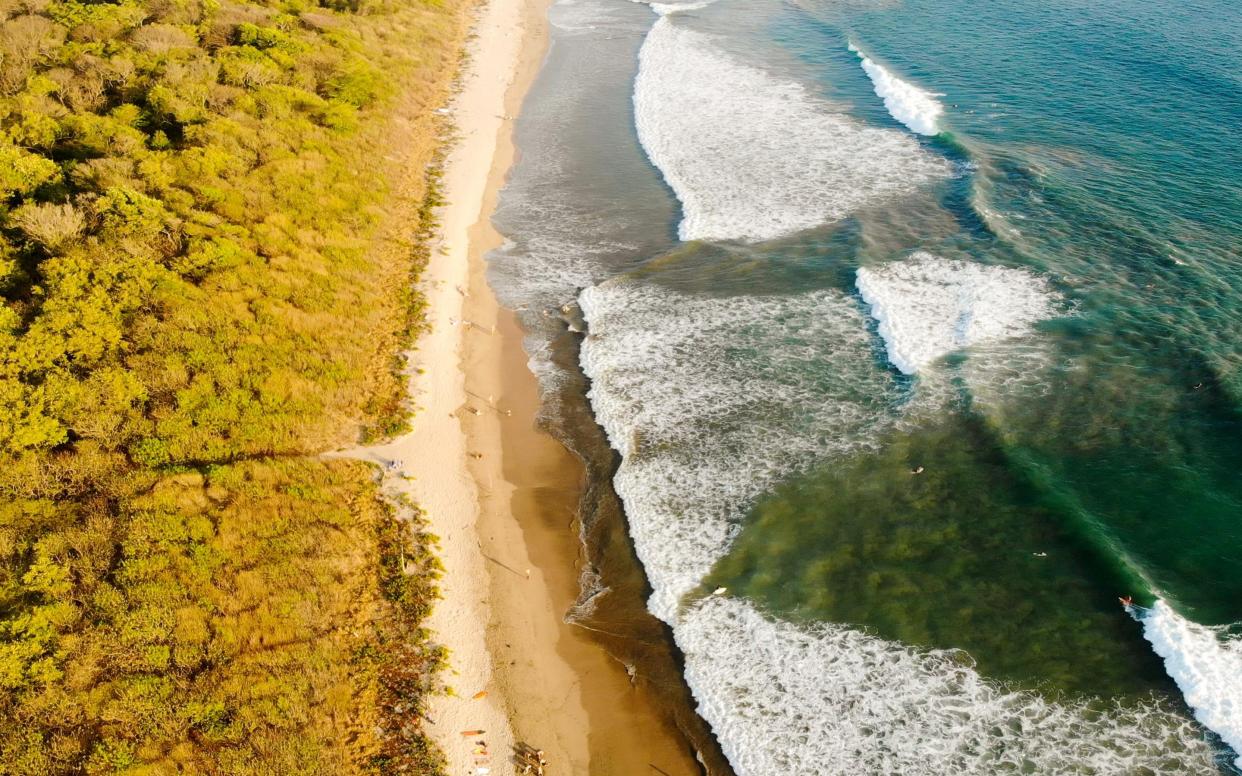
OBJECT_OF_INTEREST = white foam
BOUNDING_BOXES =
[851,44,944,136]
[579,281,917,620]
[679,596,1220,775]
[1138,600,1242,768]
[550,0,628,33]
[856,252,1061,375]
[648,0,713,15]
[634,19,947,242]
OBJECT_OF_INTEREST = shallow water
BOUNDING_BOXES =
[490,0,1242,771]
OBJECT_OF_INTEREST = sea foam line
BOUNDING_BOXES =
[850,43,944,136]
[1137,600,1242,768]
[634,17,946,242]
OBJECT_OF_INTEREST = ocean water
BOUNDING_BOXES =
[489,0,1242,772]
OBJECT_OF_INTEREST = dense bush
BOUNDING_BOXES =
[0,0,469,769]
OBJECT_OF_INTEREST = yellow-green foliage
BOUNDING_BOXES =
[0,0,470,769]
[0,0,461,461]
[0,460,447,774]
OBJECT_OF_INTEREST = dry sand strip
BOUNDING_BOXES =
[340,0,714,771]
[340,0,566,770]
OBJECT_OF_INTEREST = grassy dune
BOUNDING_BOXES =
[0,0,471,770]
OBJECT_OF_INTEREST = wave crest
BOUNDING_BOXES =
[680,596,1221,775]
[851,43,944,136]
[1138,600,1242,769]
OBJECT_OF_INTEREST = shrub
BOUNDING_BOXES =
[0,142,58,200]
[0,0,471,770]
[9,202,85,251]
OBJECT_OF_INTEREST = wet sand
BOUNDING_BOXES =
[349,0,713,769]
[452,0,708,768]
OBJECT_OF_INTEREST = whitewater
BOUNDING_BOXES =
[594,7,1242,772]
[1139,601,1242,769]
[487,0,1242,770]
[633,12,946,242]
[850,43,945,136]
[856,253,1060,374]
[579,259,1227,772]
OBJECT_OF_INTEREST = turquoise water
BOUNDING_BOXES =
[491,0,1242,771]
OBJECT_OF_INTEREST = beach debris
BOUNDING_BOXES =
[460,729,485,737]
[434,107,451,115]
[472,690,488,700]
[514,742,549,775]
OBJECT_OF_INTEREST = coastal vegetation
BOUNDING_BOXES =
[0,0,469,769]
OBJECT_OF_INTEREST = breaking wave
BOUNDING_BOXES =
[648,0,714,14]
[856,252,1062,375]
[1137,601,1242,769]
[634,16,947,242]
[850,43,944,136]
[579,281,918,619]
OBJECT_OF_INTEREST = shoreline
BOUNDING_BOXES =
[456,0,711,770]
[352,0,708,771]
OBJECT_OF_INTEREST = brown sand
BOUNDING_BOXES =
[455,0,708,772]
[346,0,713,771]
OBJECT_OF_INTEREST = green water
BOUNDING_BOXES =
[683,0,1242,703]
[707,411,1174,699]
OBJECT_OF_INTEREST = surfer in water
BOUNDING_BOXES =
[1119,595,1133,607]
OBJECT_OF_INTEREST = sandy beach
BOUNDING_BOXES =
[348,0,707,772]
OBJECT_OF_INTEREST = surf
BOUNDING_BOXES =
[579,280,909,619]
[1135,601,1242,769]
[679,596,1221,775]
[850,42,945,136]
[855,252,1062,375]
[633,14,946,242]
